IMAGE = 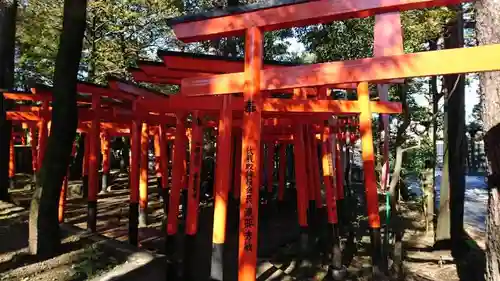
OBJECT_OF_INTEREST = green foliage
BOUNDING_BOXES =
[73,244,119,279]
[16,0,63,86]
[16,0,183,86]
[83,0,183,83]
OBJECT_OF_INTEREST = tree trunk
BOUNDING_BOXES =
[476,0,500,279]
[0,0,17,202]
[28,0,87,257]
[470,133,476,172]
[435,104,452,244]
[444,5,466,256]
[429,39,439,231]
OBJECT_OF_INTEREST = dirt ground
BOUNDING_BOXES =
[0,173,488,281]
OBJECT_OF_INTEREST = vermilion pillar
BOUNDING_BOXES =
[139,123,149,227]
[154,128,162,190]
[238,26,263,281]
[321,125,345,278]
[304,126,316,233]
[129,116,141,245]
[312,135,323,209]
[87,94,101,232]
[8,134,15,189]
[293,125,309,254]
[159,124,170,213]
[335,138,344,201]
[101,132,111,193]
[82,133,90,199]
[266,142,274,195]
[184,112,204,280]
[304,126,315,208]
[166,113,187,276]
[29,125,38,182]
[278,143,286,202]
[59,142,74,224]
[233,129,243,201]
[58,173,68,223]
[260,143,265,191]
[358,82,383,274]
[211,95,233,281]
[37,100,49,171]
[322,125,337,224]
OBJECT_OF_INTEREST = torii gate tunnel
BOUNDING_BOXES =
[164,0,500,280]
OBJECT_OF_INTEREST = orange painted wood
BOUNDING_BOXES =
[137,64,214,79]
[182,131,189,190]
[303,126,315,203]
[238,27,263,281]
[37,101,49,171]
[358,82,380,228]
[229,128,235,196]
[186,113,204,235]
[262,135,294,142]
[233,129,243,200]
[8,134,15,178]
[58,171,69,223]
[266,142,274,193]
[162,53,302,73]
[101,132,110,173]
[108,80,167,101]
[139,123,149,214]
[181,44,500,94]
[180,72,356,96]
[30,125,38,174]
[374,13,403,57]
[334,135,344,200]
[153,130,162,177]
[167,113,188,235]
[130,71,182,85]
[259,143,265,192]
[88,94,101,203]
[130,118,141,204]
[374,12,404,85]
[171,0,470,42]
[159,124,170,189]
[158,55,356,90]
[213,95,233,244]
[6,111,39,121]
[3,92,47,102]
[321,125,338,224]
[77,83,136,101]
[83,131,90,178]
[138,96,401,115]
[278,143,286,201]
[312,135,323,209]
[293,125,308,227]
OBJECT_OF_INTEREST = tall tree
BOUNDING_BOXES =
[476,0,500,280]
[28,0,88,257]
[445,5,466,256]
[435,5,467,249]
[0,0,17,202]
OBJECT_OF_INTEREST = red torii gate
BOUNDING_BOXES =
[3,82,178,234]
[125,49,403,279]
[165,0,494,280]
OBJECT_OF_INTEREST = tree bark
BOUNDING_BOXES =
[28,0,87,257]
[444,5,466,256]
[476,0,500,279]
[429,40,439,231]
[0,0,17,202]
